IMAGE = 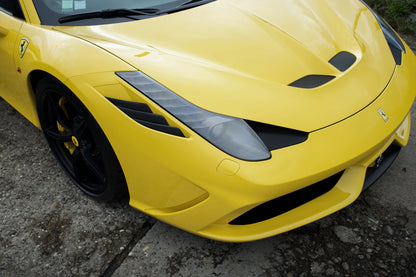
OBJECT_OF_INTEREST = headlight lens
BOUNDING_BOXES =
[116,71,271,161]
[360,0,406,65]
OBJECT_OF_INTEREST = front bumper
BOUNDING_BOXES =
[162,111,411,242]
[141,47,415,242]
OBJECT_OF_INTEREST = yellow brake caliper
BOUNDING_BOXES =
[57,97,77,155]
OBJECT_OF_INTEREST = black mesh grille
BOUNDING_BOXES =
[107,98,184,137]
[229,171,344,225]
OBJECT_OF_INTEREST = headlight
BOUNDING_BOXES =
[360,0,406,65]
[116,71,271,161]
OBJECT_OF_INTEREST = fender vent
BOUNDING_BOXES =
[289,75,335,89]
[107,98,184,137]
[329,51,357,72]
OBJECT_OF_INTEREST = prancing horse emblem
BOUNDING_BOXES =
[378,108,389,122]
[18,38,29,58]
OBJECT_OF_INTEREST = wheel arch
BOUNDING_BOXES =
[26,69,66,128]
[34,75,129,201]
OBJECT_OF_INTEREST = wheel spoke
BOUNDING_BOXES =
[80,146,106,184]
[73,117,87,138]
[47,94,71,129]
[45,127,72,142]
[71,148,82,180]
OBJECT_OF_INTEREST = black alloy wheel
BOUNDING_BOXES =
[36,77,127,201]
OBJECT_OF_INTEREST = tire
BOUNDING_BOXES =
[35,77,128,201]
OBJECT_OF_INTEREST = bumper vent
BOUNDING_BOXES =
[229,171,344,225]
[107,98,184,137]
[362,144,401,191]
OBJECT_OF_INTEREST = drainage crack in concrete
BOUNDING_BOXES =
[100,221,155,277]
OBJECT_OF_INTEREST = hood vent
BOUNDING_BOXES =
[289,75,335,89]
[329,51,357,72]
[289,51,356,89]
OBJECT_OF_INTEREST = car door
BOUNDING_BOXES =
[0,1,25,108]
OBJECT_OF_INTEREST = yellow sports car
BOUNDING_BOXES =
[1,0,415,242]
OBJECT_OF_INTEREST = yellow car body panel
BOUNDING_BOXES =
[0,19,135,126]
[0,0,415,241]
[0,12,25,118]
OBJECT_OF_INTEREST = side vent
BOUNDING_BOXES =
[246,120,308,151]
[289,75,335,89]
[107,98,184,137]
[329,51,357,72]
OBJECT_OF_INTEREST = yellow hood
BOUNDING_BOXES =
[57,0,396,132]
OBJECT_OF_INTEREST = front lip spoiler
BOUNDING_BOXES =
[362,144,401,191]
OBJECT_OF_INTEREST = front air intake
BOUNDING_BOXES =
[229,171,344,225]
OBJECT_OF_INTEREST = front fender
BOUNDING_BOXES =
[11,22,134,127]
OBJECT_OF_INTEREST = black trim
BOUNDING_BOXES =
[289,75,335,89]
[329,51,357,72]
[387,42,403,65]
[32,0,216,26]
[362,144,401,191]
[246,120,308,151]
[229,171,344,225]
[378,17,405,65]
[119,106,169,125]
[106,98,152,113]
[135,119,185,137]
[107,97,184,137]
[0,0,25,20]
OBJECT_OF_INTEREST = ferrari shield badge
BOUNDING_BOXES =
[18,38,29,58]
[378,108,389,122]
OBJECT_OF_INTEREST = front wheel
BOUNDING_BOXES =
[36,77,127,201]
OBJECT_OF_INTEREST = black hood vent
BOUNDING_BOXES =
[289,51,356,89]
[329,51,357,72]
[289,75,335,89]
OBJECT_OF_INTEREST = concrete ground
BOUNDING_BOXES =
[1,44,416,277]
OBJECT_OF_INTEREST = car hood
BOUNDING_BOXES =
[56,0,396,132]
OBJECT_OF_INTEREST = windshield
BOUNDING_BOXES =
[32,0,213,26]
